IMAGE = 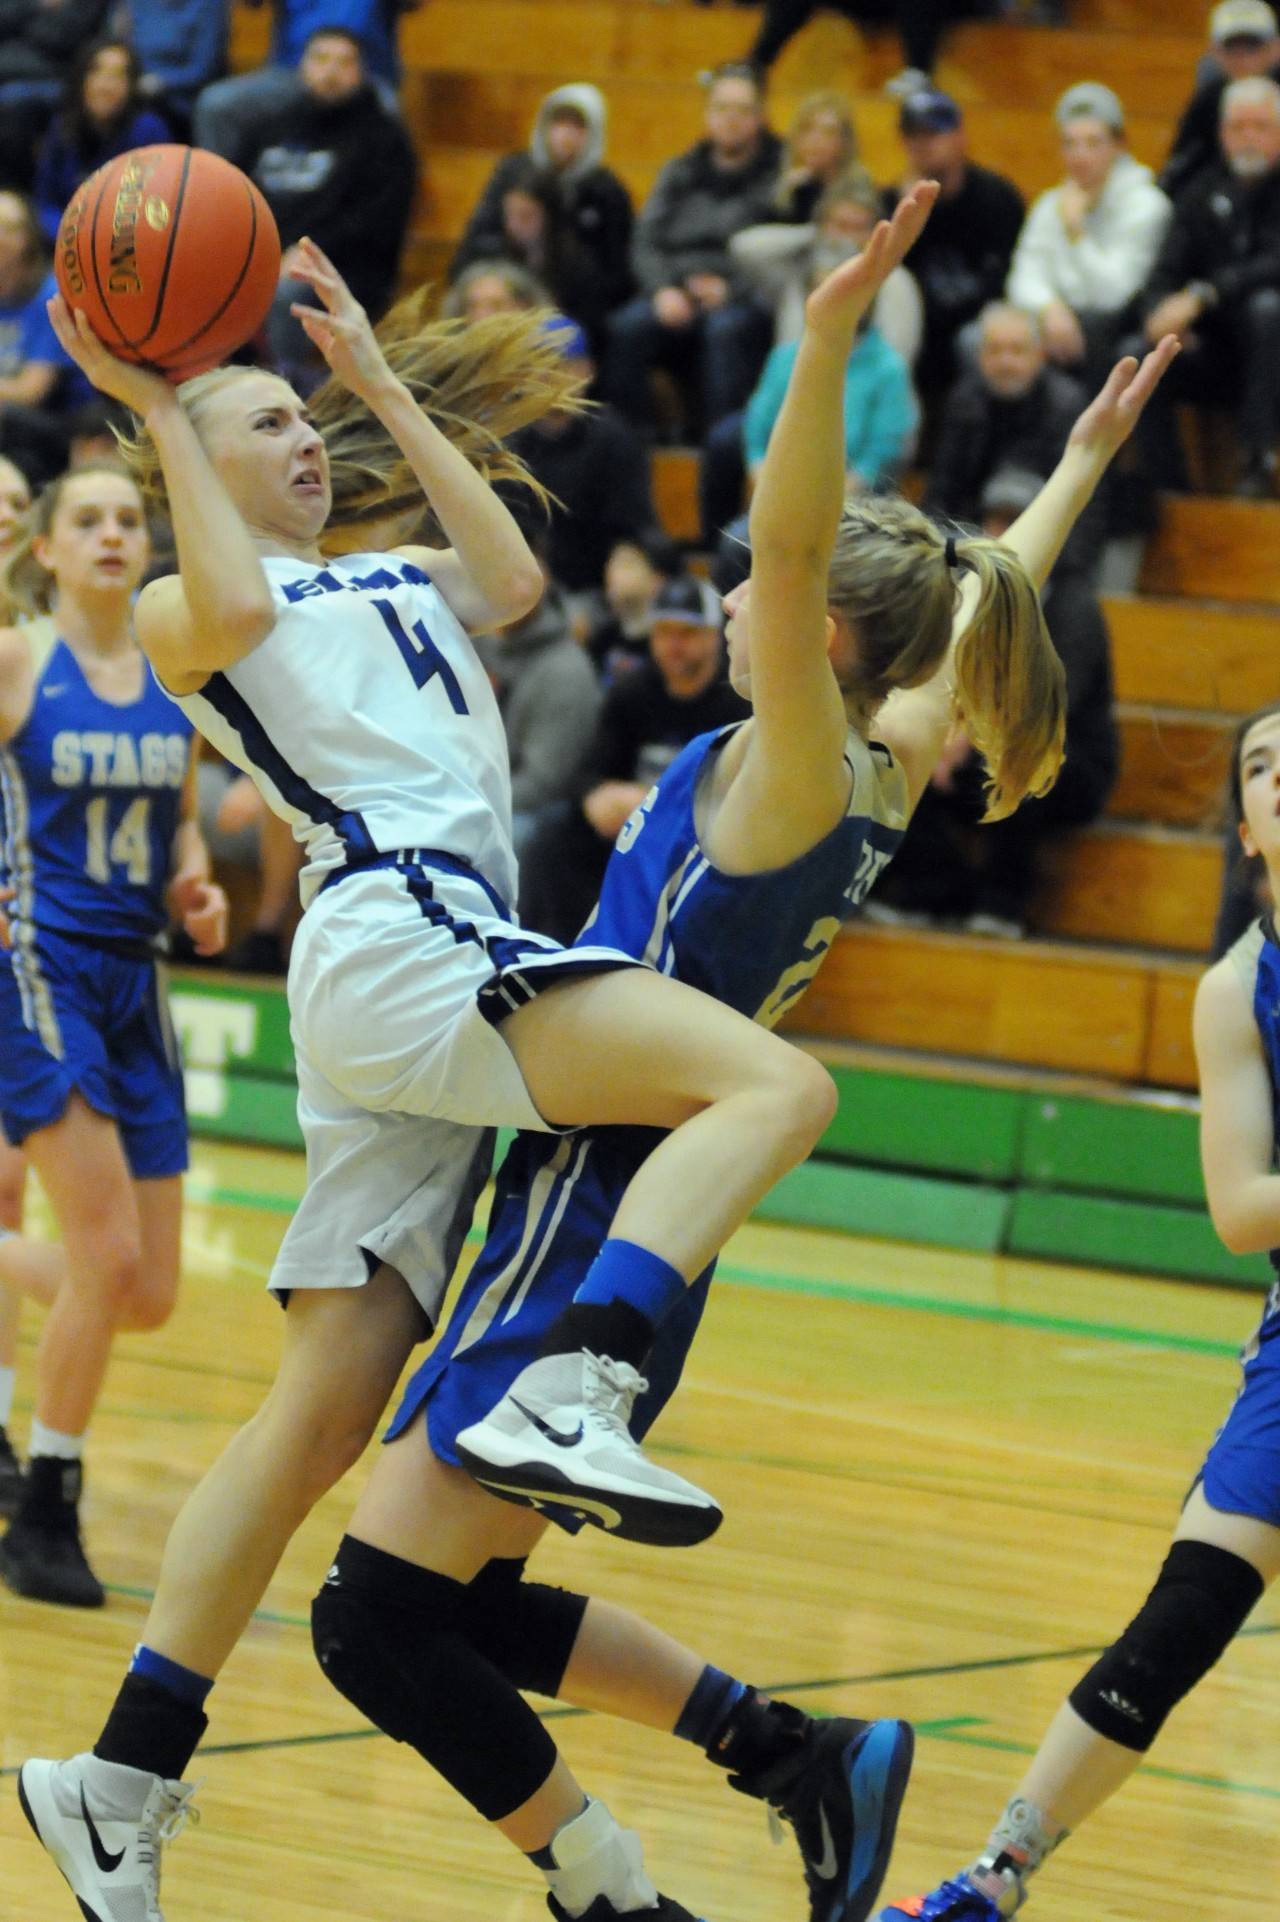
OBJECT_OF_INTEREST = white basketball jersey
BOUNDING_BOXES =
[174,552,518,907]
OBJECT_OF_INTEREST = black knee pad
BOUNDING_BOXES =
[465,1556,590,1697]
[1068,1539,1263,1752]
[311,1537,559,1820]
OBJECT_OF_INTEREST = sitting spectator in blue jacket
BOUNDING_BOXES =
[701,298,916,546]
[116,0,230,128]
[33,38,170,242]
[0,190,86,484]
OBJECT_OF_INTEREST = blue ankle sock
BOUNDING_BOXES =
[674,1665,750,1747]
[129,1644,214,1710]
[574,1239,688,1325]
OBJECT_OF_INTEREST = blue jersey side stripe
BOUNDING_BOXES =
[201,672,376,861]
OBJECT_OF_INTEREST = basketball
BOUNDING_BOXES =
[54,144,282,382]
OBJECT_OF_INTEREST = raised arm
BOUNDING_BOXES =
[286,239,543,632]
[46,299,277,695]
[731,182,938,850]
[1194,956,1280,1255]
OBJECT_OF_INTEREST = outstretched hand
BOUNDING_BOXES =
[45,294,175,416]
[289,236,395,399]
[1067,334,1181,465]
[803,179,940,347]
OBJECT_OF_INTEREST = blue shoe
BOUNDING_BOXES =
[741,1713,915,1922]
[878,1874,1007,1920]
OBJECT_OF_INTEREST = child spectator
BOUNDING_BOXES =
[449,155,605,346]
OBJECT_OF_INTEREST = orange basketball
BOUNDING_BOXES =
[55,145,282,382]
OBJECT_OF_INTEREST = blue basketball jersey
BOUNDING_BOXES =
[0,635,193,945]
[1233,917,1280,1302]
[387,718,909,1488]
[582,721,908,1025]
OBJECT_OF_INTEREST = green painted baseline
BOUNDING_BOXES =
[165,973,1269,1288]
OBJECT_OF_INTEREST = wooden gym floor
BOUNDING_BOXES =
[1,1139,1277,1919]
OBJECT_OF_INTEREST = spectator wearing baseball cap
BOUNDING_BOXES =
[1163,0,1280,197]
[885,88,1025,397]
[1007,82,1170,393]
[519,574,747,941]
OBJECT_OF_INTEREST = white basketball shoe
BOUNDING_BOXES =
[456,1349,723,1546]
[18,1753,199,1922]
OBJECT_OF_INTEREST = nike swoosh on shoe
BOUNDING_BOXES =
[79,1786,126,1874]
[510,1399,586,1447]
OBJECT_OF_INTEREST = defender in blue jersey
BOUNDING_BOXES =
[878,700,1280,1922]
[0,465,226,1611]
[309,211,1176,1922]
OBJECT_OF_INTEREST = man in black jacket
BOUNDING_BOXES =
[1161,0,1280,199]
[1136,72,1280,494]
[601,63,780,437]
[246,25,417,386]
[884,88,1025,398]
[923,303,1101,567]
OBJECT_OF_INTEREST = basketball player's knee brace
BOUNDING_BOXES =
[311,1538,558,1820]
[464,1556,590,1697]
[1068,1540,1263,1752]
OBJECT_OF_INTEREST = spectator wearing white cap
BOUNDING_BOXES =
[1135,73,1280,495]
[1007,82,1171,393]
[1163,0,1280,197]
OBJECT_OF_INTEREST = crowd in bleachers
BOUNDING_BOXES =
[1,0,1277,962]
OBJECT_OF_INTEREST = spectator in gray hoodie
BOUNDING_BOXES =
[452,84,634,322]
[601,62,781,436]
[1007,81,1171,392]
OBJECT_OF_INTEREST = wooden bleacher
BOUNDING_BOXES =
[227,0,1279,1095]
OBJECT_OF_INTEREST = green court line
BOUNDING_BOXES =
[186,1180,1243,1362]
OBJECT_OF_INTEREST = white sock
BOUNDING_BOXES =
[28,1418,84,1460]
[542,1797,659,1917]
[0,1364,14,1429]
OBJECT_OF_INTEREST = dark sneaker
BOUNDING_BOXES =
[0,1458,105,1607]
[879,1874,1018,1920]
[550,1898,708,1922]
[0,1424,23,1518]
[740,1714,914,1922]
[224,928,286,974]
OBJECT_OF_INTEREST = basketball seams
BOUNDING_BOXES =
[161,182,265,373]
[133,144,192,354]
[58,145,280,376]
[85,168,132,354]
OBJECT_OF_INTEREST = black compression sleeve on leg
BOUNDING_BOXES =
[464,1557,590,1698]
[1068,1539,1264,1752]
[311,1537,559,1821]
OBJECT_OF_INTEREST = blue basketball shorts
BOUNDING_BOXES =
[0,928,187,1179]
[1198,1282,1280,1528]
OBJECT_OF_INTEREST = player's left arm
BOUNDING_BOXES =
[728,186,939,851]
[287,239,543,633]
[167,747,229,957]
[1195,956,1280,1255]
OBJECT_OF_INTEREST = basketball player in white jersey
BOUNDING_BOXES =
[15,233,854,1919]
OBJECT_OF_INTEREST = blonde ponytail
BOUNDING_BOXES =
[948,533,1065,820]
[116,288,588,545]
[823,495,1065,820]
